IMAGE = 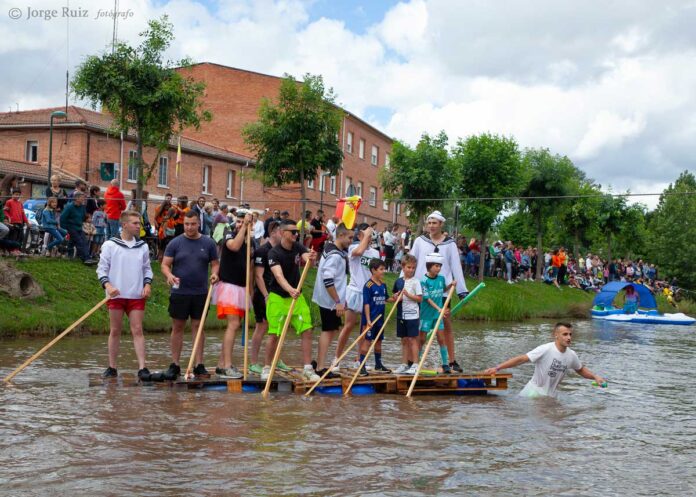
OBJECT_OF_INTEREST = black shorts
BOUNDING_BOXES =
[168,293,207,321]
[319,306,342,331]
[396,318,419,338]
[253,289,267,323]
[384,245,395,260]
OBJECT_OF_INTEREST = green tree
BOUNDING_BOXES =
[452,133,524,280]
[379,131,455,229]
[647,171,696,288]
[559,179,602,258]
[495,210,538,247]
[72,16,211,204]
[596,193,628,262]
[520,148,579,279]
[243,74,343,239]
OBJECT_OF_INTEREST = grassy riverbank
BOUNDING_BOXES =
[1,258,691,337]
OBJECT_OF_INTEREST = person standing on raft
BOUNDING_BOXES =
[97,210,153,380]
[483,322,606,398]
[408,210,468,372]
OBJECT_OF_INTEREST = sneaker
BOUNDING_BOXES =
[277,360,292,372]
[405,364,418,375]
[329,359,341,373]
[374,364,392,373]
[83,258,98,266]
[441,364,452,374]
[316,368,338,379]
[215,367,225,375]
[261,365,271,380]
[137,368,151,381]
[395,364,409,374]
[219,366,243,379]
[352,360,362,369]
[310,360,318,371]
[102,367,118,378]
[450,360,463,373]
[358,366,369,377]
[302,367,320,382]
[507,280,514,284]
[163,362,181,380]
[249,363,264,375]
[193,363,209,376]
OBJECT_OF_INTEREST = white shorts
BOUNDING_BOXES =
[346,286,363,313]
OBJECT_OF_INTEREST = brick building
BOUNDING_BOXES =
[0,106,252,211]
[178,63,406,226]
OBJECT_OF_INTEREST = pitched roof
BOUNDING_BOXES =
[0,106,253,164]
[0,157,84,186]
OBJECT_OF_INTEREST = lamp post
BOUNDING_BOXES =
[47,110,67,188]
[319,171,333,211]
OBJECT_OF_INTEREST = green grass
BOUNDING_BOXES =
[0,259,612,337]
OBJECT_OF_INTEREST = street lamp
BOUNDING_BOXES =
[319,171,333,211]
[47,110,67,188]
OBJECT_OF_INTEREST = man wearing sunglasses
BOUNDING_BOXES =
[263,220,318,381]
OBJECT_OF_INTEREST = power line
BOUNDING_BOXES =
[389,191,696,203]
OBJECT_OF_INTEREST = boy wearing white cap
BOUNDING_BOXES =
[409,210,468,372]
[420,252,455,373]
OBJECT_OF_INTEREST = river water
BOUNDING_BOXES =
[1,319,695,496]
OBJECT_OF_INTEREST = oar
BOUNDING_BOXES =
[344,293,403,397]
[184,284,214,380]
[406,285,456,398]
[4,296,109,383]
[243,225,252,380]
[262,258,313,398]
[450,282,486,317]
[304,313,382,397]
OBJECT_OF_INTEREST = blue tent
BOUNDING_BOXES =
[593,281,657,309]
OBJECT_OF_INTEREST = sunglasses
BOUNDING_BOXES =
[285,229,299,235]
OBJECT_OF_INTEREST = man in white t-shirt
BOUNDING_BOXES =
[483,322,605,398]
[325,215,339,242]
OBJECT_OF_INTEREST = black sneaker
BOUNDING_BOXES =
[374,364,392,374]
[215,367,225,376]
[450,360,463,373]
[317,368,338,379]
[163,362,181,380]
[311,360,318,371]
[137,368,151,381]
[359,366,369,377]
[102,367,118,378]
[193,363,209,376]
[441,364,452,374]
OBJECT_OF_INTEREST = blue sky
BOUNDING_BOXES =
[306,0,399,33]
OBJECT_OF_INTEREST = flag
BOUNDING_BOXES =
[335,195,362,229]
[176,136,182,178]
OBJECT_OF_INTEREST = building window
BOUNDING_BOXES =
[356,181,363,198]
[26,141,38,162]
[359,139,365,159]
[385,153,390,167]
[158,156,168,187]
[369,186,377,207]
[202,165,211,194]
[319,171,327,192]
[346,132,353,154]
[307,177,315,189]
[344,176,352,195]
[383,200,389,211]
[371,145,379,166]
[127,150,138,183]
[397,203,401,215]
[226,170,235,198]
[330,175,336,195]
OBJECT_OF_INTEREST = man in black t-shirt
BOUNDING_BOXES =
[213,210,253,379]
[263,209,281,238]
[309,209,327,252]
[263,220,318,381]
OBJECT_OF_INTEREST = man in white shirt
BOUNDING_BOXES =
[325,215,339,242]
[483,322,605,398]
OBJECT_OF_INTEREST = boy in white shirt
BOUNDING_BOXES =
[392,254,422,375]
[483,322,605,398]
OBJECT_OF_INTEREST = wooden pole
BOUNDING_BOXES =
[184,284,214,380]
[262,259,313,398]
[4,296,109,383]
[344,293,403,397]
[243,225,252,380]
[304,313,382,397]
[406,285,456,398]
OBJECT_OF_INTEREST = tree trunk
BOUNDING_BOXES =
[573,230,580,260]
[299,169,306,243]
[606,232,612,263]
[478,231,486,282]
[535,210,543,280]
[135,132,144,212]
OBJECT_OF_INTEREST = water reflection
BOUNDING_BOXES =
[2,320,696,496]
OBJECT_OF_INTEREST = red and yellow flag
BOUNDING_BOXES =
[176,136,182,177]
[335,195,362,229]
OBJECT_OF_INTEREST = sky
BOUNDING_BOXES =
[2,0,695,208]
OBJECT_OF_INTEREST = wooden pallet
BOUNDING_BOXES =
[88,373,293,392]
[394,373,511,395]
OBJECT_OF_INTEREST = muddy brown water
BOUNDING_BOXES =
[1,320,695,496]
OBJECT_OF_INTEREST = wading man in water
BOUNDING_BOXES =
[161,210,219,380]
[483,322,606,398]
[97,211,153,380]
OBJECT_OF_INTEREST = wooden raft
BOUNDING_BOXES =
[90,369,511,396]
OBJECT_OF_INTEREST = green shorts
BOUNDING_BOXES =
[266,293,313,336]
[419,317,444,333]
